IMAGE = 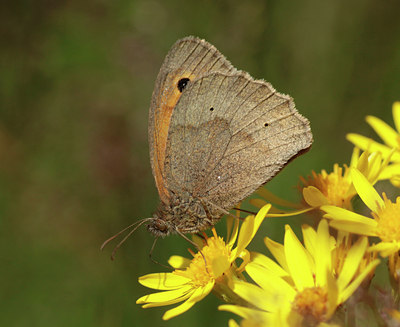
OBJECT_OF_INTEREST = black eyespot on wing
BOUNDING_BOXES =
[210,107,214,111]
[177,78,190,92]
[264,122,269,127]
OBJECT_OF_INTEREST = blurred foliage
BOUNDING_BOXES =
[0,0,399,326]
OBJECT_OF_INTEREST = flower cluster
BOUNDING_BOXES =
[137,102,400,326]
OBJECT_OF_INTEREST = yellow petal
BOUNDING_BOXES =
[248,252,289,277]
[138,272,190,290]
[140,293,191,308]
[390,175,400,187]
[366,115,398,148]
[315,220,331,286]
[380,164,400,180]
[329,219,377,236]
[302,224,317,258]
[162,282,214,320]
[351,168,384,212]
[368,242,400,257]
[368,152,386,183]
[347,133,400,161]
[219,305,266,320]
[326,268,339,318]
[236,249,251,272]
[340,259,380,303]
[337,237,367,292]
[284,225,314,289]
[355,150,369,174]
[219,306,275,327]
[227,216,240,248]
[226,215,234,243]
[235,204,270,257]
[168,256,192,269]
[230,215,254,260]
[219,305,258,319]
[393,102,400,133]
[303,186,329,207]
[246,264,296,303]
[232,280,293,312]
[321,205,378,227]
[137,285,193,304]
[350,147,361,168]
[231,281,270,311]
[253,204,271,238]
[228,319,240,327]
[264,237,289,273]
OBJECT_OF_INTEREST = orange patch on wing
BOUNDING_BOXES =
[152,73,195,203]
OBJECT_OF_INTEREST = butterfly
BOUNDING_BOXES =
[146,36,312,237]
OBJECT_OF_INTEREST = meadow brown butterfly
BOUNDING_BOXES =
[102,36,312,255]
[146,36,313,237]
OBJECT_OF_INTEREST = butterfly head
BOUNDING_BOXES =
[147,216,172,237]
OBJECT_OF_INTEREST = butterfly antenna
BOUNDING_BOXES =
[110,218,154,260]
[101,218,153,260]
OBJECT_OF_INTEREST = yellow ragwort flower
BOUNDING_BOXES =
[136,204,271,320]
[219,220,379,327]
[322,168,400,257]
[347,102,400,185]
[347,102,400,162]
[250,148,389,218]
[332,231,377,285]
[301,147,389,210]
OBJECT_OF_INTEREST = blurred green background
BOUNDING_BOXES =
[1,0,400,326]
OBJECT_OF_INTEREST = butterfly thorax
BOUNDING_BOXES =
[147,193,221,237]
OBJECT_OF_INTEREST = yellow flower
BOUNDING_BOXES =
[332,231,377,285]
[136,204,271,320]
[301,148,389,209]
[251,148,389,215]
[219,220,380,326]
[347,102,400,185]
[347,102,400,162]
[322,168,400,257]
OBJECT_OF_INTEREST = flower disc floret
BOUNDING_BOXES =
[374,194,400,242]
[292,286,328,322]
[174,232,231,287]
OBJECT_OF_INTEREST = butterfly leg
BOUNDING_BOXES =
[148,237,173,270]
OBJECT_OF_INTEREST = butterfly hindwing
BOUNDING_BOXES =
[164,72,312,210]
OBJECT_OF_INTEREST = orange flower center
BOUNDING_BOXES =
[301,164,353,209]
[374,195,400,242]
[292,287,328,323]
[175,229,231,287]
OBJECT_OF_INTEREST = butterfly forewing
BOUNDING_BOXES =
[148,37,236,204]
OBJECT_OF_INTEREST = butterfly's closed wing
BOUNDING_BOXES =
[164,72,312,211]
[148,37,236,204]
